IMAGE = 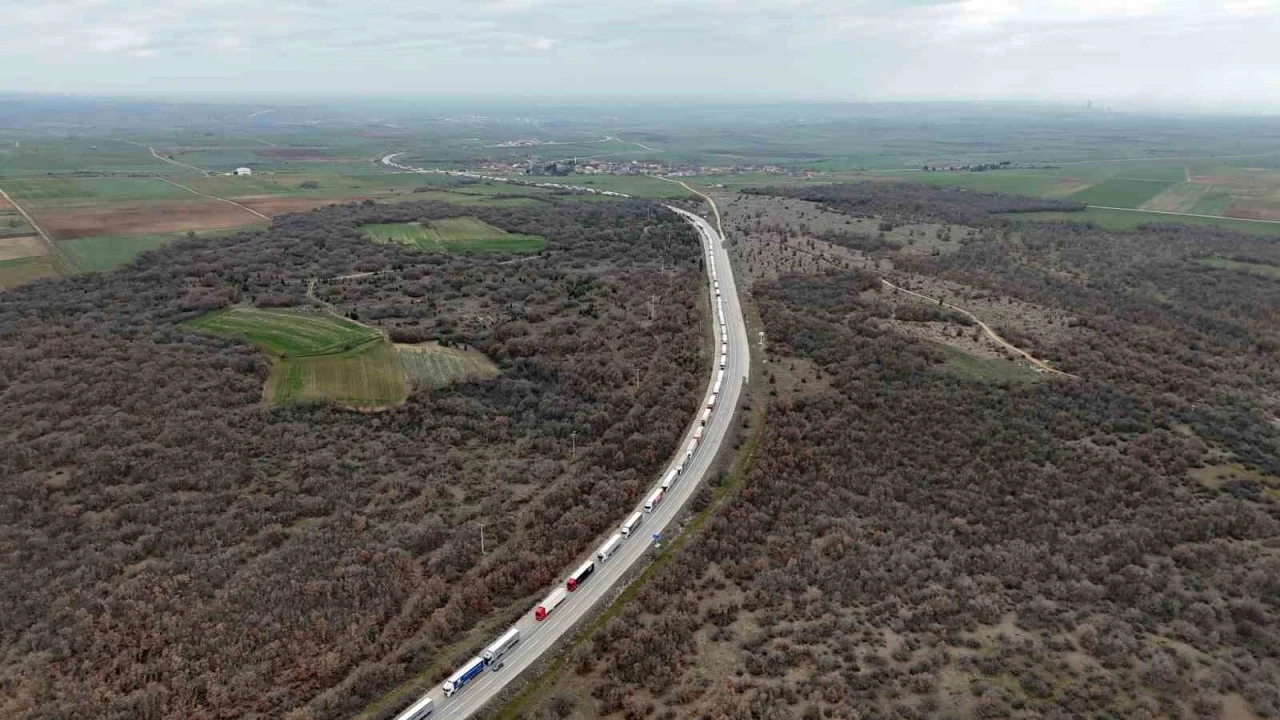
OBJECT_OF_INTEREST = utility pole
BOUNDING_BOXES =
[758,331,765,351]
[649,295,656,321]
[571,431,577,461]
[478,523,486,555]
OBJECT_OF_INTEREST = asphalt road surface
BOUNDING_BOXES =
[389,204,749,720]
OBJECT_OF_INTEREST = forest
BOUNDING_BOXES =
[0,198,708,719]
[524,183,1280,719]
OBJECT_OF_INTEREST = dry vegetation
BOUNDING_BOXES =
[0,198,709,720]
[522,182,1280,720]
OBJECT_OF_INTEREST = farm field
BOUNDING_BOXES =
[188,307,407,406]
[0,176,194,208]
[1066,177,1174,207]
[189,307,382,357]
[1006,207,1280,236]
[33,198,267,240]
[58,227,256,271]
[1141,182,1210,212]
[397,342,500,389]
[0,255,58,289]
[271,341,407,406]
[364,217,546,252]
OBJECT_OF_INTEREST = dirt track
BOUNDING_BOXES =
[881,277,1078,378]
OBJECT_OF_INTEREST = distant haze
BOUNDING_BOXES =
[4,0,1280,113]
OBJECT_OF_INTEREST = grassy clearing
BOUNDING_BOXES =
[1007,207,1280,237]
[1067,178,1174,208]
[1190,463,1280,501]
[397,342,499,389]
[188,307,382,357]
[271,341,406,406]
[0,255,59,289]
[364,218,546,252]
[1202,257,1280,279]
[934,344,1048,384]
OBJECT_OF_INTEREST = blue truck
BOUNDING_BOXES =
[442,655,485,697]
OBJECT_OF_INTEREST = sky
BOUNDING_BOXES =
[2,0,1279,112]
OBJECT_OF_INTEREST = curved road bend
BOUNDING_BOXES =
[388,204,749,719]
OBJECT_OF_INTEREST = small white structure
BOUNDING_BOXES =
[234,167,252,176]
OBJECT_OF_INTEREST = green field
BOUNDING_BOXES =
[188,307,407,406]
[935,344,1048,384]
[0,177,194,207]
[58,226,260,272]
[1190,191,1234,216]
[186,307,502,406]
[397,342,500,389]
[189,307,382,357]
[272,341,406,406]
[364,217,546,252]
[1066,178,1174,208]
[1007,207,1280,237]
[0,255,59,289]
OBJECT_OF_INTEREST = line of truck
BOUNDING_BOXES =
[392,211,730,719]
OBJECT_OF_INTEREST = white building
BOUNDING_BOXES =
[234,167,252,176]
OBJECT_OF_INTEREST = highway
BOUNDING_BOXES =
[389,203,749,719]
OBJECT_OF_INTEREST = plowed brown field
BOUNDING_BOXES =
[36,200,265,240]
[1224,201,1280,221]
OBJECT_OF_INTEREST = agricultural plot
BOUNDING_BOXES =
[1,177,193,208]
[906,171,1085,198]
[1007,207,1280,237]
[397,342,500,389]
[0,235,47,262]
[189,307,382,357]
[35,199,266,240]
[271,341,406,406]
[1140,182,1210,213]
[0,211,33,238]
[0,255,58,289]
[59,233,181,271]
[188,307,409,407]
[364,217,546,252]
[1066,178,1174,208]
[1190,191,1234,216]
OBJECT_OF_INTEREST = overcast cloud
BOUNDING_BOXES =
[2,0,1278,111]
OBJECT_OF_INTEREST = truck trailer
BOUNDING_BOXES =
[567,560,595,591]
[535,587,568,621]
[660,468,679,490]
[700,408,711,426]
[482,627,520,666]
[644,487,665,513]
[596,533,623,561]
[707,393,717,409]
[620,510,644,537]
[392,696,434,720]
[442,656,485,697]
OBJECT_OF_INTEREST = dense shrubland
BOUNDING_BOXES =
[0,198,707,719]
[525,185,1280,719]
[747,181,1084,225]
